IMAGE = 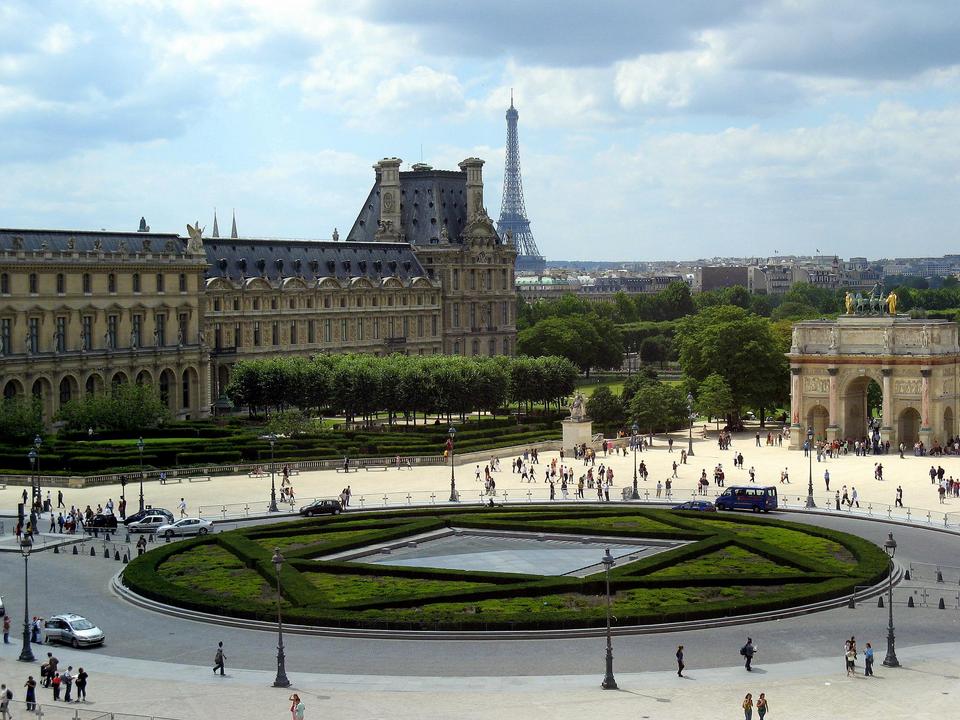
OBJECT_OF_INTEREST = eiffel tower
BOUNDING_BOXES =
[497,93,545,273]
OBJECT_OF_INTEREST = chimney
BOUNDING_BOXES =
[375,157,402,238]
[459,157,484,220]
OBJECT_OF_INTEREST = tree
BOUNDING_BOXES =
[586,387,624,424]
[696,373,735,429]
[517,315,622,376]
[57,384,169,432]
[621,366,659,405]
[629,383,688,434]
[675,305,788,424]
[0,396,43,441]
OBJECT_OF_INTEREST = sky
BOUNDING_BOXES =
[2,1,960,262]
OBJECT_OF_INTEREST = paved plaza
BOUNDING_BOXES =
[1,426,960,719]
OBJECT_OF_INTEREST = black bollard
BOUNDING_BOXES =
[90,546,96,557]
[877,595,884,608]
[53,544,59,554]
[904,570,911,581]
[848,595,856,609]
[125,533,131,544]
[937,569,944,583]
[907,596,915,608]
[165,534,170,543]
[122,553,129,564]
[105,532,111,542]
[103,547,110,559]
[114,549,121,561]
[147,533,153,543]
[939,597,946,609]
[72,545,78,555]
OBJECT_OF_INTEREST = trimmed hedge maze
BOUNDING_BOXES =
[123,507,889,631]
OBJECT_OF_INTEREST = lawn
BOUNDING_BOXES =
[125,507,888,630]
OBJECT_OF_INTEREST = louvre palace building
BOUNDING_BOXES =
[0,157,517,422]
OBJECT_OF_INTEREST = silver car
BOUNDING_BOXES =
[155,517,213,539]
[126,514,170,533]
[43,614,105,648]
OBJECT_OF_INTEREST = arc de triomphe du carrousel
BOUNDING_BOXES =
[789,290,960,451]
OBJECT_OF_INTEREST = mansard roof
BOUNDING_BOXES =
[0,228,183,253]
[346,169,472,246]
[202,237,427,283]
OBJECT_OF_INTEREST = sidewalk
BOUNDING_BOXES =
[1,642,957,719]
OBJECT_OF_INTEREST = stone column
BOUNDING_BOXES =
[790,366,803,449]
[920,368,933,448]
[826,367,840,442]
[880,368,893,445]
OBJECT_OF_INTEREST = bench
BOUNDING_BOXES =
[335,467,356,473]
[159,476,182,485]
[364,463,389,472]
[187,475,212,483]
[247,471,267,478]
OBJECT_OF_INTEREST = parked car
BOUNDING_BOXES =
[299,499,343,517]
[43,614,105,648]
[672,500,717,512]
[124,507,174,526]
[155,517,213,539]
[126,515,171,533]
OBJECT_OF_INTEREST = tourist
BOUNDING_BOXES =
[671,461,678,478]
[676,645,684,677]
[742,693,753,720]
[178,498,187,518]
[75,667,87,702]
[824,469,830,491]
[1,683,11,720]
[740,637,755,671]
[51,671,61,701]
[850,486,860,508]
[24,676,37,712]
[213,641,226,676]
[756,692,769,719]
[656,480,662,498]
[61,667,73,702]
[3,614,10,643]
[864,642,874,676]
[835,491,841,510]
[895,485,903,508]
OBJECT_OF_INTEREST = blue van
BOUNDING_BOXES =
[715,486,778,513]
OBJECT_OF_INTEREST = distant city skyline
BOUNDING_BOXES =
[2,1,960,260]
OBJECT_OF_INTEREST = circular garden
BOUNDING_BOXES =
[122,507,889,631]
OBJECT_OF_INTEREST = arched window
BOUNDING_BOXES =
[82,273,91,294]
[108,273,117,293]
[0,273,8,294]
[28,273,38,294]
[59,378,72,405]
[56,273,65,294]
[132,273,141,293]
[472,339,480,356]
[182,370,191,408]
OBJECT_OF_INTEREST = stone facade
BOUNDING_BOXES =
[788,316,960,449]
[0,157,517,424]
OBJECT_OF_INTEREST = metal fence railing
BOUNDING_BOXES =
[2,698,182,720]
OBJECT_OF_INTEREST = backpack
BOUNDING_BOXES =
[740,645,748,656]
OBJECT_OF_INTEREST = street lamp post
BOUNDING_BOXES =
[137,437,146,512]
[882,532,900,668]
[271,548,291,687]
[18,536,35,663]
[27,448,37,527]
[630,422,640,500]
[806,427,816,509]
[268,435,279,513]
[32,435,42,511]
[448,426,459,502]
[601,548,618,689]
[686,393,695,457]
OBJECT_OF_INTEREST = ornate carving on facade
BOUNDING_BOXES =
[804,376,829,394]
[893,379,922,396]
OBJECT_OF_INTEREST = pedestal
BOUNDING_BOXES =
[919,427,933,450]
[789,424,803,450]
[563,418,594,453]
[826,425,840,443]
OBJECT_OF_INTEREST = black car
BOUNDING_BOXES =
[299,499,343,516]
[86,513,119,532]
[671,500,717,512]
[124,507,174,525]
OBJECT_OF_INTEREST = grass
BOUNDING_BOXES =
[124,507,888,630]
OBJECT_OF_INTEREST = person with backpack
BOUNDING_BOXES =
[62,666,74,702]
[1,683,12,720]
[213,641,226,675]
[740,637,755,671]
[75,667,88,702]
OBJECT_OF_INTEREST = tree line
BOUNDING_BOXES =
[225,353,579,423]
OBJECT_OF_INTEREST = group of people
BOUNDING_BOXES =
[843,635,875,676]
[2,655,90,713]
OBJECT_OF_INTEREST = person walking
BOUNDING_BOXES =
[178,498,187,518]
[24,676,37,712]
[137,535,148,556]
[1,683,12,720]
[676,645,685,677]
[742,693,753,720]
[75,667,87,702]
[289,693,303,720]
[864,642,874,676]
[741,637,755,671]
[895,486,903,508]
[213,641,226,675]
[3,613,10,643]
[756,692,769,720]
[824,469,830,492]
[51,672,61,701]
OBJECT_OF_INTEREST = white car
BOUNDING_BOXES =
[126,514,170,533]
[155,517,213,539]
[43,613,105,648]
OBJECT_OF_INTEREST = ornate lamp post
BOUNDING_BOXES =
[601,548,617,689]
[448,426,459,502]
[630,422,640,500]
[806,427,816,508]
[27,448,37,525]
[882,532,900,668]
[686,392,695,457]
[33,434,42,510]
[18,536,35,663]
[271,548,291,687]
[137,437,146,512]
[268,435,279,513]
